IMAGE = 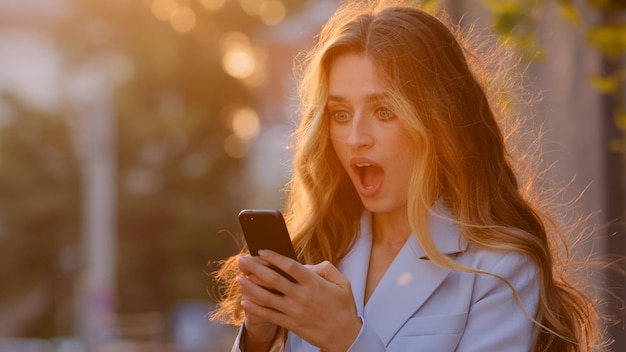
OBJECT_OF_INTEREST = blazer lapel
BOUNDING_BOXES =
[363,235,451,346]
[362,203,467,347]
[338,211,373,317]
[297,212,373,352]
[295,204,467,351]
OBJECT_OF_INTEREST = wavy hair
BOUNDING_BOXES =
[212,1,601,351]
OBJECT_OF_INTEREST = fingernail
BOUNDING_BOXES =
[258,249,267,257]
[237,276,246,285]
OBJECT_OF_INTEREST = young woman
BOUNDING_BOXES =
[212,1,601,351]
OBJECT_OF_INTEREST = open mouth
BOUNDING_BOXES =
[352,161,384,193]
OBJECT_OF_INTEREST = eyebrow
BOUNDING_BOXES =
[327,92,390,104]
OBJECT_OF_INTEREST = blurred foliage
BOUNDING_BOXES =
[480,0,626,150]
[2,0,624,341]
[0,93,79,337]
[0,0,306,338]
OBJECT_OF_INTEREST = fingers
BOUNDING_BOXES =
[309,260,345,285]
[257,249,315,285]
[238,275,281,308]
[237,255,296,297]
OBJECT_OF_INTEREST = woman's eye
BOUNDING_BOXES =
[333,110,351,122]
[376,108,395,120]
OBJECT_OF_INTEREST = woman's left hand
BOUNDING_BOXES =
[237,249,362,352]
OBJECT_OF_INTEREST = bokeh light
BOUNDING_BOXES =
[231,107,260,140]
[222,48,256,79]
[240,0,262,16]
[223,134,249,158]
[259,0,286,26]
[220,32,257,80]
[200,0,226,11]
[170,6,196,33]
[151,0,177,22]
[180,152,209,179]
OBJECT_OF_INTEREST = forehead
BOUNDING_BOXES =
[328,53,386,98]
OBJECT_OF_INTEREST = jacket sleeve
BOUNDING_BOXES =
[346,316,387,351]
[230,323,287,352]
[230,326,243,352]
[455,252,541,352]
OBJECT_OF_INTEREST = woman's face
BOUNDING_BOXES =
[328,53,416,218]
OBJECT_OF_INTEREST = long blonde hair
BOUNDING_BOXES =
[213,1,601,351]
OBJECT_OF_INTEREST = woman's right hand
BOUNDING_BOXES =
[238,256,278,351]
[236,251,361,352]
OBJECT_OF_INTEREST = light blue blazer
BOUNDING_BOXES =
[233,207,540,351]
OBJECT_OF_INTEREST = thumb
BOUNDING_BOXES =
[310,261,347,286]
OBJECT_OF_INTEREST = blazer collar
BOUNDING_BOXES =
[411,201,468,258]
[338,203,467,347]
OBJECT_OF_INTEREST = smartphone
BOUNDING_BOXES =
[238,209,298,289]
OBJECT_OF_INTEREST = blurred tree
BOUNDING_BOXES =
[456,0,626,349]
[0,0,307,339]
[0,92,79,337]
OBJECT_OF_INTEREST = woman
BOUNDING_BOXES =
[212,1,601,351]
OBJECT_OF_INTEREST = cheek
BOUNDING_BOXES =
[391,135,418,174]
[329,128,344,155]
[330,137,351,174]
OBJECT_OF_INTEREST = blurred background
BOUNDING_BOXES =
[0,0,624,351]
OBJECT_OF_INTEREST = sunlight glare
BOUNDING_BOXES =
[397,272,413,286]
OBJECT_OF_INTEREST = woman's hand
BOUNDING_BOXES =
[237,250,362,352]
[237,256,279,351]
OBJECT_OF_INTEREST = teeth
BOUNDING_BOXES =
[355,163,371,168]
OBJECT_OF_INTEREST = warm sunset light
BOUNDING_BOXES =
[3,0,623,350]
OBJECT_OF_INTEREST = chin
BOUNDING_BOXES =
[360,197,408,216]
[360,198,390,214]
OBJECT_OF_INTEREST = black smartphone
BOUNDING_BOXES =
[238,209,298,289]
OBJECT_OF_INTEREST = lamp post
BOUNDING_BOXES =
[70,61,117,351]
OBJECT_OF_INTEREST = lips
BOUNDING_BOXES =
[350,158,384,197]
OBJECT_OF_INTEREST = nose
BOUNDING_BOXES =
[346,111,374,149]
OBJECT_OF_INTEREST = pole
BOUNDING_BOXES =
[73,67,117,351]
